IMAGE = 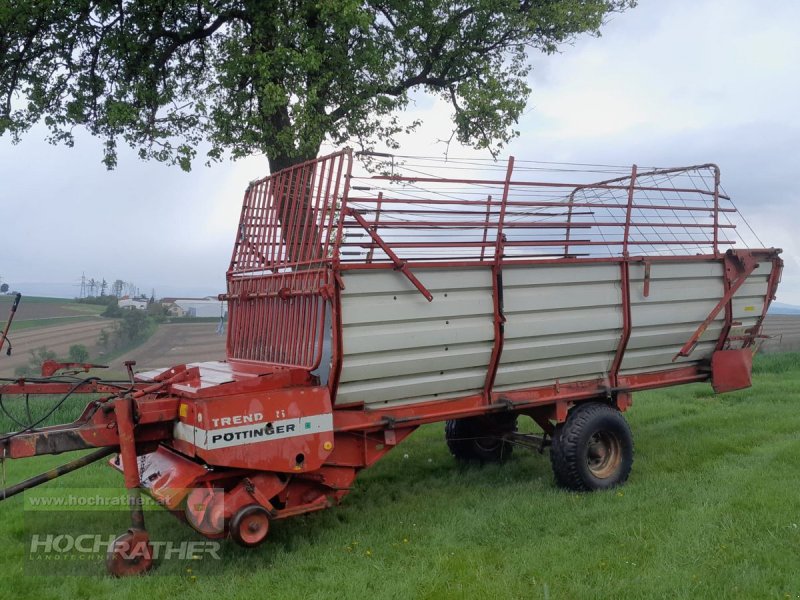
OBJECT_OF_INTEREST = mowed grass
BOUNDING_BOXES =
[0,355,799,598]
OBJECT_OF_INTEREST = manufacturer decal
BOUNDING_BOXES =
[175,413,332,450]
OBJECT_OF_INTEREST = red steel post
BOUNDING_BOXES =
[483,156,514,398]
[712,165,721,256]
[366,192,383,264]
[622,165,638,258]
[479,194,492,261]
[610,165,637,388]
[114,397,146,531]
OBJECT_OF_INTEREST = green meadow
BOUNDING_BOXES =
[0,354,798,599]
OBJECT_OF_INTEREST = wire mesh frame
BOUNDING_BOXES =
[225,151,352,368]
[341,159,741,265]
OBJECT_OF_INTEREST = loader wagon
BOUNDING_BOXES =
[0,149,782,575]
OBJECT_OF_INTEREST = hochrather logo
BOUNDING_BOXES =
[28,534,221,560]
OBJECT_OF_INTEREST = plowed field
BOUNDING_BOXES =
[109,321,226,372]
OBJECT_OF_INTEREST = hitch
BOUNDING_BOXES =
[0,371,183,576]
[39,359,109,377]
[0,447,115,500]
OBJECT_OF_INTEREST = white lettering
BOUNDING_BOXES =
[30,534,53,553]
[52,535,73,553]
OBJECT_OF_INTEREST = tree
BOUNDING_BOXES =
[0,283,8,294]
[0,1,635,173]
[118,309,151,344]
[101,297,122,317]
[111,280,125,298]
[68,344,90,363]
[146,301,169,322]
[14,346,57,377]
[98,328,110,351]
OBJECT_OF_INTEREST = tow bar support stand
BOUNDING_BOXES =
[107,397,154,576]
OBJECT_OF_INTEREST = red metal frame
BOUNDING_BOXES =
[675,249,763,360]
[222,151,351,369]
[340,164,736,265]
[483,157,515,398]
[345,207,433,301]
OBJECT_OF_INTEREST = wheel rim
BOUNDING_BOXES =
[238,511,269,545]
[586,431,622,479]
[185,488,226,537]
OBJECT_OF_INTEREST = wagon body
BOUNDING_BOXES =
[0,149,782,575]
[223,150,781,411]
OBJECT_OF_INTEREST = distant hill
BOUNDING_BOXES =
[768,302,800,315]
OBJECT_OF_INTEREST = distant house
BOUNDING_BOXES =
[119,296,148,310]
[160,296,226,318]
[160,297,186,317]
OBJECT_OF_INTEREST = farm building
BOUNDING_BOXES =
[118,297,148,310]
[160,297,227,318]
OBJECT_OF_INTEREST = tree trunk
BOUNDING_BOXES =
[268,152,323,267]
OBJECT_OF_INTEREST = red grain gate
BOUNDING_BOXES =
[225,151,351,370]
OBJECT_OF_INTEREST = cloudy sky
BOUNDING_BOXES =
[1,0,798,302]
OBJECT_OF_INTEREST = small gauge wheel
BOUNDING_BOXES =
[230,505,271,548]
[106,529,154,577]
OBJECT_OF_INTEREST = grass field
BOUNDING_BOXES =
[0,295,106,327]
[7,316,103,332]
[108,322,225,372]
[0,298,224,378]
[0,354,798,598]
[0,296,110,377]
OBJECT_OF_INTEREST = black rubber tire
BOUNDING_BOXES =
[445,413,517,462]
[550,402,633,491]
[229,504,271,548]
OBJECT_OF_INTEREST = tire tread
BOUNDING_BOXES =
[549,402,633,491]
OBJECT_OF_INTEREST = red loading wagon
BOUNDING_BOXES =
[0,149,782,575]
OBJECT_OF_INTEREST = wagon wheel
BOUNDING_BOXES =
[549,401,633,491]
[230,505,271,548]
[445,413,517,463]
[106,529,154,577]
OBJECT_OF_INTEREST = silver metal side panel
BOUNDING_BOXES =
[493,264,623,391]
[337,259,772,406]
[728,263,773,348]
[337,268,494,406]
